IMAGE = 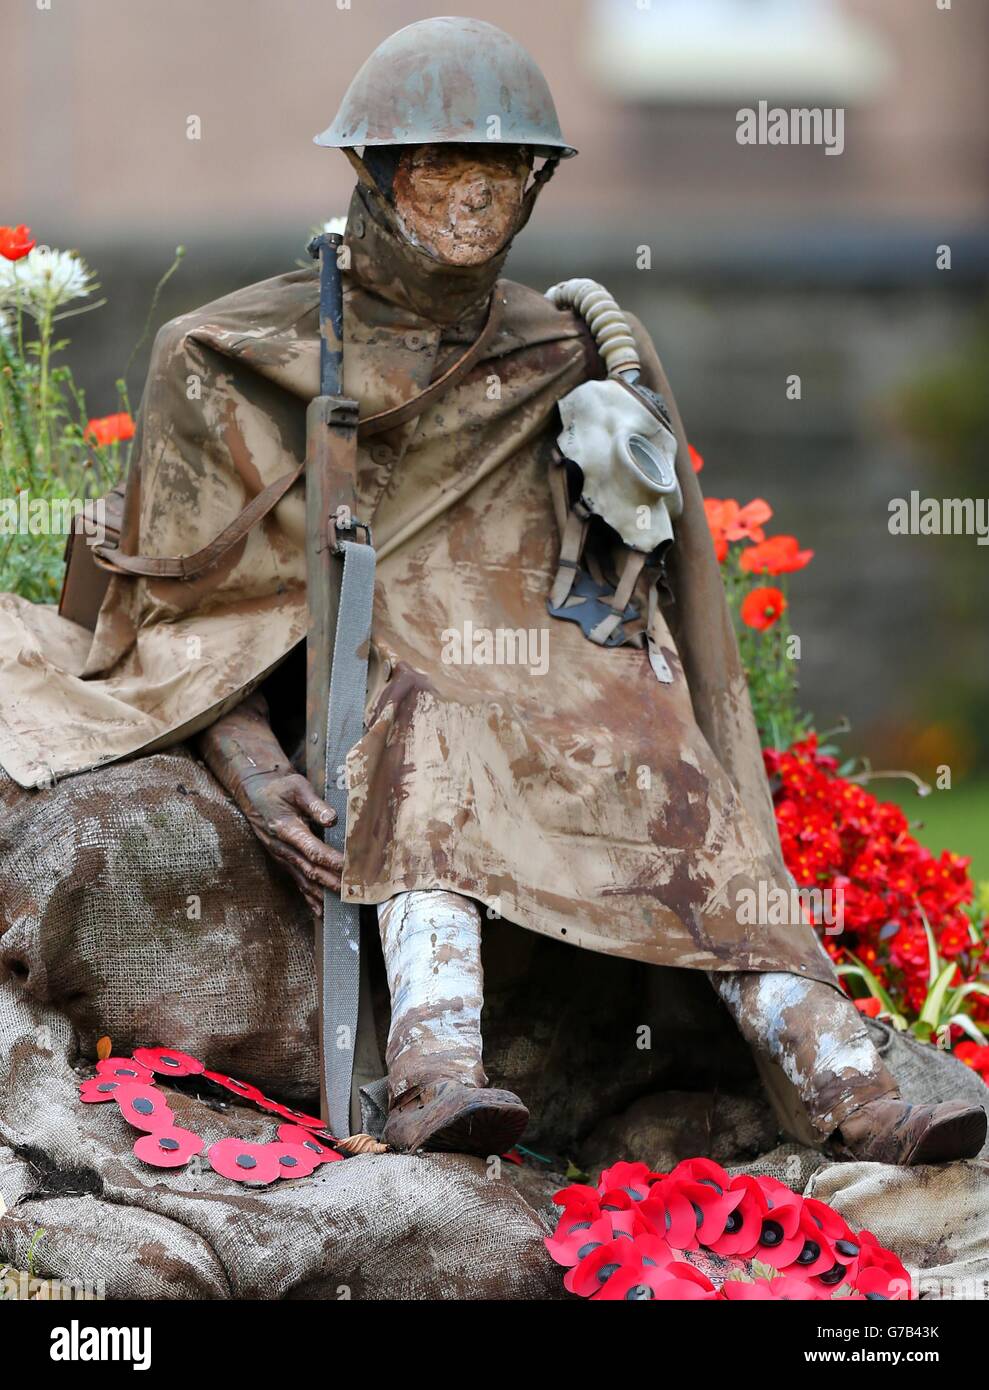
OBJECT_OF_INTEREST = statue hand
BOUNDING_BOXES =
[233,769,341,919]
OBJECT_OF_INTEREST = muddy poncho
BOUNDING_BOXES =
[0,183,836,984]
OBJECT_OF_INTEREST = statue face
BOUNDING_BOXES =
[391,143,532,266]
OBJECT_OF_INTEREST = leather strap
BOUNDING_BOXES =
[320,536,377,1138]
[91,458,305,580]
[357,290,502,439]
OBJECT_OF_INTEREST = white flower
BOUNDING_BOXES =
[0,247,94,316]
[323,216,348,236]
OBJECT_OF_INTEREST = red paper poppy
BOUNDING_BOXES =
[256,1098,326,1128]
[269,1142,322,1179]
[596,1259,716,1302]
[548,1154,913,1301]
[202,1071,267,1106]
[96,1057,155,1084]
[688,443,703,473]
[113,1083,175,1132]
[747,1176,806,1266]
[596,1160,658,1202]
[207,1138,282,1184]
[638,1177,703,1250]
[80,1077,133,1104]
[276,1124,343,1162]
[565,1235,645,1298]
[704,1175,767,1256]
[0,224,36,260]
[133,1126,204,1169]
[132,1046,205,1078]
[546,1214,615,1269]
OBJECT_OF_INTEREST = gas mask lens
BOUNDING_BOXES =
[625,434,677,494]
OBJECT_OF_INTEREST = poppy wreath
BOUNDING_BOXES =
[547,1159,912,1301]
[78,1045,346,1181]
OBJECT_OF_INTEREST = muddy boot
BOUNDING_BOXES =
[384,1078,529,1155]
[377,889,528,1156]
[837,1098,987,1166]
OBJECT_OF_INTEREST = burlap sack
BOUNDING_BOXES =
[2,755,987,1298]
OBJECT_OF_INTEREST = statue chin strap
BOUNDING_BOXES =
[544,278,683,683]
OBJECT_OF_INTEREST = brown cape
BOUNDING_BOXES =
[0,200,836,984]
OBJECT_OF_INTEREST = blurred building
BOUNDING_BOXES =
[4,0,989,767]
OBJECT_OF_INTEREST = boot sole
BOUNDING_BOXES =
[422,1096,529,1157]
[385,1091,529,1157]
[906,1106,987,1165]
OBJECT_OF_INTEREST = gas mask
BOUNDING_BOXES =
[545,279,682,681]
[556,376,682,553]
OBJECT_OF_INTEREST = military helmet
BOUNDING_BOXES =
[314,16,577,159]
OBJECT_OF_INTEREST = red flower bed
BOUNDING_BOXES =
[766,734,988,1035]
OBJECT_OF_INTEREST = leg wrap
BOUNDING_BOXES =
[711,971,899,1136]
[377,889,487,1103]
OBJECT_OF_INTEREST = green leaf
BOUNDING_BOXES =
[946,1013,987,1045]
[918,904,940,989]
[837,958,906,1027]
[920,960,961,1029]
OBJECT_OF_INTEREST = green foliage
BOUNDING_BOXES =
[721,550,812,752]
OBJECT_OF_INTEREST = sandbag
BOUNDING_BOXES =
[2,755,987,1299]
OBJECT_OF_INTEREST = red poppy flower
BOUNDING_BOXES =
[746,1177,806,1266]
[269,1142,323,1180]
[133,1126,204,1169]
[854,997,882,1018]
[257,1098,327,1128]
[0,224,36,260]
[954,1042,989,1082]
[202,1071,267,1105]
[660,1163,746,1248]
[276,1124,343,1163]
[564,1235,646,1297]
[546,1214,615,1268]
[740,534,814,576]
[639,1177,704,1250]
[704,1175,767,1256]
[740,585,786,631]
[596,1160,658,1201]
[80,1077,133,1104]
[706,498,773,544]
[84,412,136,448]
[113,1083,175,1132]
[688,443,704,473]
[548,1155,912,1300]
[132,1046,205,1078]
[207,1137,282,1185]
[597,1257,716,1302]
[96,1057,155,1084]
[593,1243,704,1301]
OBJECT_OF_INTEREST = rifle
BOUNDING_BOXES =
[305,231,375,1136]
